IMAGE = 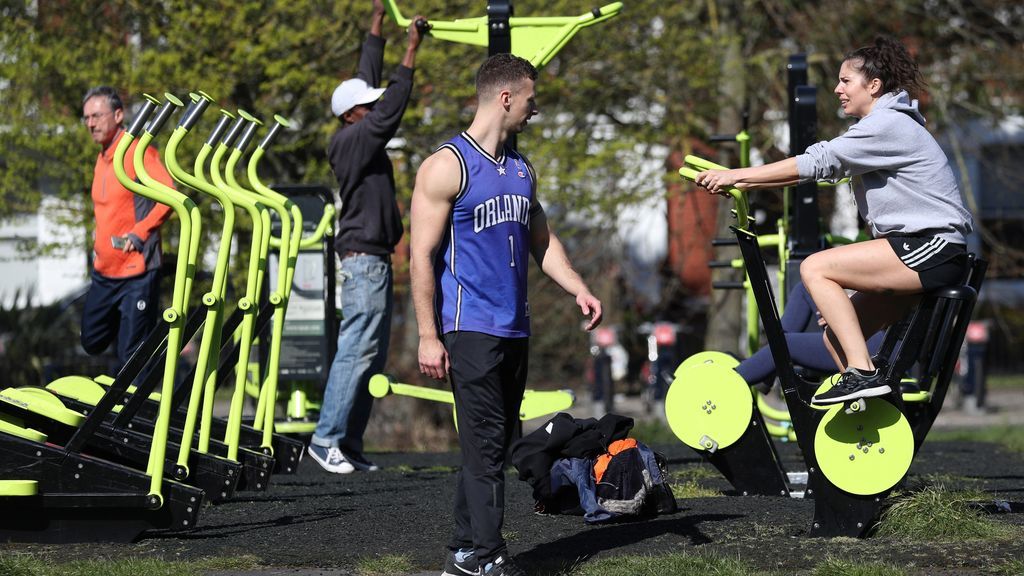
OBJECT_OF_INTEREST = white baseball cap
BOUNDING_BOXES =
[331,78,386,118]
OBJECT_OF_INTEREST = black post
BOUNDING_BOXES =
[488,0,517,151]
[487,0,513,56]
[786,55,820,295]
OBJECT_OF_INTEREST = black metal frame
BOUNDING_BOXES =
[734,226,985,537]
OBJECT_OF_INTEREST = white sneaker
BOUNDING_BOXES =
[307,444,355,474]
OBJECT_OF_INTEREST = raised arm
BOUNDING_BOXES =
[528,201,603,331]
[410,149,461,380]
[370,0,385,37]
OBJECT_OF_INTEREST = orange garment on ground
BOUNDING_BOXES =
[91,129,174,279]
[593,438,638,483]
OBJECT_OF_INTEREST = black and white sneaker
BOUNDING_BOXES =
[442,547,479,576]
[482,555,526,576]
[340,449,380,472]
[811,368,891,406]
[307,444,354,474]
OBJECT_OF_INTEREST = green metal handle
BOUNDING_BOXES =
[679,165,750,229]
[383,0,622,67]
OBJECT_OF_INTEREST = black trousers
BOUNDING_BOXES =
[80,268,160,370]
[445,331,528,565]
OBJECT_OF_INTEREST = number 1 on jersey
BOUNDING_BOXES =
[508,235,516,267]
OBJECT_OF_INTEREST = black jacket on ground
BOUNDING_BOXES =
[510,413,634,503]
[328,34,415,256]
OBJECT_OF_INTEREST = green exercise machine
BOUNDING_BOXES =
[672,154,985,537]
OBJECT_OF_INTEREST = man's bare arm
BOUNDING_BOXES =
[410,149,461,380]
[529,202,603,331]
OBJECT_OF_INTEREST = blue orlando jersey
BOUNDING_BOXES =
[434,132,536,338]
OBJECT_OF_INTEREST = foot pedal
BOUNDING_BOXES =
[698,435,719,454]
[844,398,867,414]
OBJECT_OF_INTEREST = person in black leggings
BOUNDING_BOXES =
[735,282,883,391]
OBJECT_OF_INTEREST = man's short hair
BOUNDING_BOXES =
[82,86,124,112]
[475,54,538,100]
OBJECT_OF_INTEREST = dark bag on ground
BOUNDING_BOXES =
[512,413,677,524]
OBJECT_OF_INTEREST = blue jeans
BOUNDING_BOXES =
[312,254,393,453]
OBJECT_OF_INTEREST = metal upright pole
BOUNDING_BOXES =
[487,0,512,56]
[785,54,820,296]
[488,0,516,150]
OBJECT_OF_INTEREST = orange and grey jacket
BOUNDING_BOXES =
[91,129,174,279]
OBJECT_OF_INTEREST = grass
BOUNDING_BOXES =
[630,418,679,446]
[996,559,1024,576]
[391,464,457,474]
[986,374,1024,389]
[929,425,1024,453]
[874,485,1018,541]
[355,553,415,575]
[666,464,721,498]
[811,557,907,576]
[669,479,720,499]
[0,554,260,576]
[570,551,767,576]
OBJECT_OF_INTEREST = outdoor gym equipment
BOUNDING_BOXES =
[383,0,622,67]
[260,185,337,435]
[368,374,575,426]
[0,95,205,542]
[672,154,985,537]
[40,94,249,502]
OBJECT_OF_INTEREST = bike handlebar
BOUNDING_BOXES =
[222,114,246,148]
[679,154,750,230]
[127,95,161,137]
[207,110,235,147]
[258,115,291,150]
[180,92,213,131]
[234,110,262,151]
[145,93,184,137]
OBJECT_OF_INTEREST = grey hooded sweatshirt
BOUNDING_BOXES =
[796,91,973,244]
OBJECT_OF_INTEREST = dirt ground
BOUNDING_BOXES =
[4,435,1022,576]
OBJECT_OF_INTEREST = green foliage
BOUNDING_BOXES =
[2,0,1020,388]
[0,290,84,387]
[875,485,1018,541]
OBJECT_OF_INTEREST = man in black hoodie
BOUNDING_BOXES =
[309,0,427,474]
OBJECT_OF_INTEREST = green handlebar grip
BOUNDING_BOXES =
[684,154,729,172]
[679,166,749,229]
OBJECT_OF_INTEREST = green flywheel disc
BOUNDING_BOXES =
[814,398,914,495]
[675,351,740,379]
[666,363,752,451]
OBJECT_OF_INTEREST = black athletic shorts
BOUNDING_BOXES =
[886,235,968,291]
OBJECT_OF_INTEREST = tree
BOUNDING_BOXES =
[1,0,1020,391]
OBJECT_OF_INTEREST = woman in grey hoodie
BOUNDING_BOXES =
[695,36,973,406]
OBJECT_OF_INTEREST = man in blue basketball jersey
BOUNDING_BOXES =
[410,53,603,576]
